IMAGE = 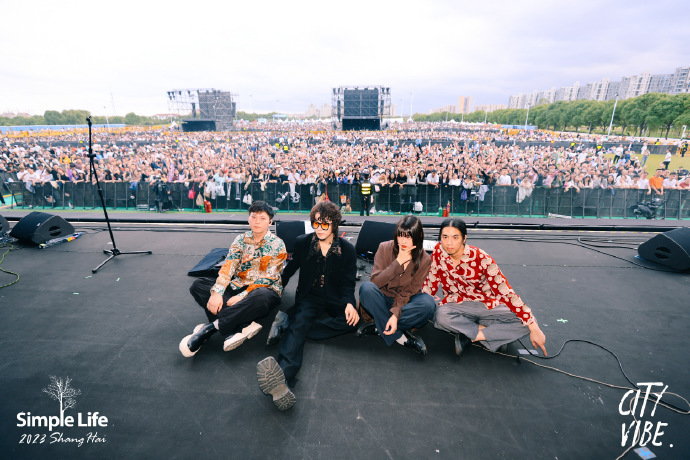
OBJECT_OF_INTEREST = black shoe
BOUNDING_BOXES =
[454,333,472,356]
[179,323,217,357]
[266,311,289,346]
[498,341,513,354]
[355,321,377,338]
[257,357,296,411]
[402,331,427,355]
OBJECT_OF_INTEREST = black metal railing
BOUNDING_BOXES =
[4,180,689,219]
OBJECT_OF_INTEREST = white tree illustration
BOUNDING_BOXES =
[42,375,81,420]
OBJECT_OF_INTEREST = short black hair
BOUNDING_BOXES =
[248,200,274,220]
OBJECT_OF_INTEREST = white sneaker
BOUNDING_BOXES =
[223,321,263,351]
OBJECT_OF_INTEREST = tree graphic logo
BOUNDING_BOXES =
[42,376,81,421]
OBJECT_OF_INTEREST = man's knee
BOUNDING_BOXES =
[433,305,456,328]
[246,287,280,308]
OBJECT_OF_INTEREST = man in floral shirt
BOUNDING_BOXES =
[423,218,547,356]
[180,201,287,357]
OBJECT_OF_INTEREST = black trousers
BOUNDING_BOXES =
[189,277,280,337]
[360,195,371,216]
[277,295,355,387]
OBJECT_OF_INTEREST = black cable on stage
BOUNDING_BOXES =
[512,338,690,415]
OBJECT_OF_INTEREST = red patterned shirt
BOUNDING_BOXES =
[422,242,535,325]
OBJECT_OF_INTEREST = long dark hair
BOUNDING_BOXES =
[392,215,425,276]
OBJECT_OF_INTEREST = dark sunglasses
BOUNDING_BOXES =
[311,221,331,230]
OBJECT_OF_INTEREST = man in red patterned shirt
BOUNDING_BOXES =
[423,218,547,356]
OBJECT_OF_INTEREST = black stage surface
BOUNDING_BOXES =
[1,209,689,459]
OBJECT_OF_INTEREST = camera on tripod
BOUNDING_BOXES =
[630,197,664,219]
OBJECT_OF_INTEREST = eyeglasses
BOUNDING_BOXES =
[311,221,331,230]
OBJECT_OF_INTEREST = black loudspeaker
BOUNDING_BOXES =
[276,221,312,254]
[355,221,397,258]
[0,215,9,234]
[10,212,75,244]
[638,228,690,271]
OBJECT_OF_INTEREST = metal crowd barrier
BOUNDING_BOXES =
[4,180,689,219]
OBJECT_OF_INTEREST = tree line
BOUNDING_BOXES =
[0,109,168,127]
[413,93,690,139]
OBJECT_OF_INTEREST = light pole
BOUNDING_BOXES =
[607,94,619,136]
[484,110,488,124]
[409,92,413,121]
[524,104,530,130]
[104,106,110,131]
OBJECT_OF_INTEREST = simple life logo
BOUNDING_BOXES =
[16,376,108,447]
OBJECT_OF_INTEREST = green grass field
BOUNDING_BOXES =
[603,153,690,176]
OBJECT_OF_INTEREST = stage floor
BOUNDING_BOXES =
[0,213,688,459]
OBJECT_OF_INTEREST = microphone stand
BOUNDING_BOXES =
[86,116,152,273]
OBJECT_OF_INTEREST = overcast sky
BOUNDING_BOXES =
[1,0,688,117]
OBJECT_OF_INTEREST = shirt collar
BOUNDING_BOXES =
[440,243,470,264]
[307,233,340,260]
[244,230,272,245]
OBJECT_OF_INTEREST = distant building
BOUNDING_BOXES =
[475,104,508,113]
[152,113,180,120]
[456,96,473,114]
[430,104,458,114]
[670,67,689,94]
[510,66,690,105]
[0,112,30,119]
[320,103,331,118]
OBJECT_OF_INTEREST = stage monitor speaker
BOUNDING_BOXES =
[0,215,9,234]
[638,227,690,271]
[10,212,75,245]
[276,221,313,254]
[355,221,397,259]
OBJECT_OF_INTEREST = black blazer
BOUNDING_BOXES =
[281,233,356,310]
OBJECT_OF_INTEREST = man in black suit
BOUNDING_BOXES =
[257,201,359,410]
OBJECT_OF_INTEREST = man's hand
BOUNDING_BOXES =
[207,292,223,315]
[528,323,547,356]
[383,315,398,335]
[344,303,359,326]
[226,295,241,307]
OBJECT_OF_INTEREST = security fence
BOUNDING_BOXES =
[4,179,689,219]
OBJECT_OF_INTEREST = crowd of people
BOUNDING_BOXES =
[1,124,688,210]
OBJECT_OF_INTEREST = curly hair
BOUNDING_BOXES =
[310,200,342,236]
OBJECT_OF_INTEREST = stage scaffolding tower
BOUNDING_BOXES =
[332,85,391,130]
[166,88,237,131]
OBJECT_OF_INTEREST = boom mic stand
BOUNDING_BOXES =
[86,116,152,273]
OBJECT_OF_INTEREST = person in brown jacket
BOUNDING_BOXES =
[356,215,435,354]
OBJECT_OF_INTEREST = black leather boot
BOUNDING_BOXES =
[266,311,290,346]
[179,323,217,357]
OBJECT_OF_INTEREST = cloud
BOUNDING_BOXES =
[1,0,688,115]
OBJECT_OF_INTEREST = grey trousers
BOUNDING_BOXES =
[434,301,529,352]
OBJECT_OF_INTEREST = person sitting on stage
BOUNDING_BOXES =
[424,218,547,356]
[179,200,286,357]
[256,201,359,410]
[356,215,436,355]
